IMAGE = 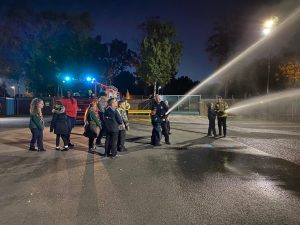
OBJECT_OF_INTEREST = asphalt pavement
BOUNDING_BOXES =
[0,115,300,225]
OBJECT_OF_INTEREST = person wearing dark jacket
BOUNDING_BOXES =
[104,98,123,158]
[151,95,170,144]
[207,103,217,137]
[151,107,161,146]
[50,101,69,151]
[84,102,102,152]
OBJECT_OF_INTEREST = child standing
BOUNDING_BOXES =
[50,101,69,151]
[29,98,45,151]
[84,102,102,152]
[117,100,129,152]
[151,107,161,146]
[207,102,217,138]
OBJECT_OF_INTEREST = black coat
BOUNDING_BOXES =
[104,107,123,133]
[152,101,169,118]
[50,107,69,135]
[207,107,216,121]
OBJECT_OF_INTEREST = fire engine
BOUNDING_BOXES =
[60,80,120,124]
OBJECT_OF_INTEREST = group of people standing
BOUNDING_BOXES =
[28,92,227,154]
[207,96,228,138]
[29,91,77,152]
[84,97,129,158]
[28,91,129,159]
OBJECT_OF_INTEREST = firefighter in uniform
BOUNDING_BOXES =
[214,96,229,137]
[152,95,170,144]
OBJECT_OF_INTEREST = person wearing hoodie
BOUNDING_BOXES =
[50,101,69,151]
[103,98,123,158]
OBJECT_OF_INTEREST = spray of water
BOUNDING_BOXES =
[226,88,300,114]
[166,7,300,115]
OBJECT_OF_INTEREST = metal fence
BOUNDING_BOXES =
[1,95,299,122]
[162,95,201,114]
[127,95,202,115]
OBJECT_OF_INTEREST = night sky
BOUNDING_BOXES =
[1,0,296,81]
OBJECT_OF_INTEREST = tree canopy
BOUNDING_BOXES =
[136,18,182,95]
[0,4,136,96]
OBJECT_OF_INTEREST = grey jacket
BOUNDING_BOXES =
[117,108,129,130]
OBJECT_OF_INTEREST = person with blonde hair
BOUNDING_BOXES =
[83,102,102,152]
[29,98,45,151]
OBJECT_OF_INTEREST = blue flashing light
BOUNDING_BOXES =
[86,77,92,82]
[65,76,71,81]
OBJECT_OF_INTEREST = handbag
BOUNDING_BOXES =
[83,112,98,138]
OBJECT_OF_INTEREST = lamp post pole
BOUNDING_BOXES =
[262,16,278,94]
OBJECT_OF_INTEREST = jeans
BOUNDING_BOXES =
[67,116,76,144]
[30,128,44,150]
[208,119,217,136]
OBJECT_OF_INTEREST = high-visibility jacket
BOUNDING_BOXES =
[214,101,228,117]
[125,102,131,110]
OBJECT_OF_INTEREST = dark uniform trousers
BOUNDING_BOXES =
[117,130,126,151]
[217,117,227,136]
[151,123,161,145]
[161,120,169,142]
[105,131,119,156]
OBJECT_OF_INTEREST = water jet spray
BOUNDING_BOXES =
[226,88,300,114]
[166,7,300,115]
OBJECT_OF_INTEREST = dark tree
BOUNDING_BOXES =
[164,76,198,95]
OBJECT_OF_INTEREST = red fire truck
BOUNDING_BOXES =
[62,82,120,124]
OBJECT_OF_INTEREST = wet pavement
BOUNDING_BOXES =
[0,116,300,225]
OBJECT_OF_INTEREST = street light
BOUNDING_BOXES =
[262,16,279,94]
[11,86,15,98]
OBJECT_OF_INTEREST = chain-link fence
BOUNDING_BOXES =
[161,95,201,114]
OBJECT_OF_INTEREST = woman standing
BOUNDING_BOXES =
[29,98,45,151]
[84,102,102,152]
[61,90,78,148]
